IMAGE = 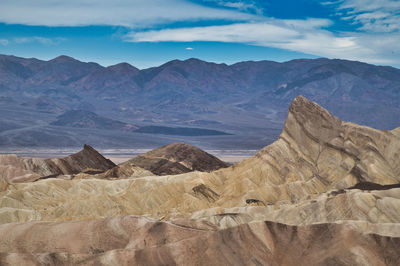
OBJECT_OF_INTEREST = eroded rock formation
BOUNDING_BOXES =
[123,142,229,175]
[0,144,115,183]
[0,96,399,265]
[1,216,399,266]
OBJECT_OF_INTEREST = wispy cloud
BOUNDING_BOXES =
[0,39,8,46]
[125,19,360,56]
[205,0,264,15]
[333,0,400,32]
[14,37,65,45]
[185,47,194,50]
[0,0,255,27]
[125,17,400,65]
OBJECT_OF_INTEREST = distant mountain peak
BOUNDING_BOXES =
[184,58,203,63]
[107,62,139,72]
[50,55,79,63]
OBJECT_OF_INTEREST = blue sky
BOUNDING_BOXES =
[0,0,399,68]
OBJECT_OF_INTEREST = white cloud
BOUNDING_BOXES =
[185,47,194,50]
[126,21,303,43]
[338,0,400,12]
[0,0,256,27]
[335,0,400,32]
[14,37,65,45]
[205,0,264,15]
[0,39,8,46]
[125,19,400,65]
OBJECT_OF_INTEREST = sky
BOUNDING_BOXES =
[0,0,399,69]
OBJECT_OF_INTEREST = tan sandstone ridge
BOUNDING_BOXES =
[0,144,116,183]
[0,96,399,265]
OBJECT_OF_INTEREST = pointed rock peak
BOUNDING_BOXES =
[83,144,96,152]
[80,144,105,160]
[288,96,342,126]
[283,96,342,144]
[71,144,116,169]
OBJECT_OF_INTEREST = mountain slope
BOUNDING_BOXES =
[0,144,115,182]
[51,110,138,130]
[119,142,229,176]
[1,55,400,148]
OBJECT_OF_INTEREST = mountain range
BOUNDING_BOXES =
[0,54,399,149]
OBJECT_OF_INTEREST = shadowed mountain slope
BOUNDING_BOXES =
[51,110,138,130]
[117,142,229,176]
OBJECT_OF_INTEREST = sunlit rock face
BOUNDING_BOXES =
[0,96,399,265]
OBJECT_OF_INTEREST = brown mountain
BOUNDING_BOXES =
[0,144,115,182]
[97,142,229,179]
[123,142,229,175]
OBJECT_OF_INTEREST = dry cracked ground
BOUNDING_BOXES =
[0,96,399,265]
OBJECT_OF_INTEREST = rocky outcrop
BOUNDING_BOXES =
[0,144,115,183]
[119,142,229,176]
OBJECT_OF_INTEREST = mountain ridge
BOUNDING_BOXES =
[0,54,399,148]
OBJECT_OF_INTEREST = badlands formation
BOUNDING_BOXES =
[0,144,115,183]
[0,96,399,265]
[122,142,229,175]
